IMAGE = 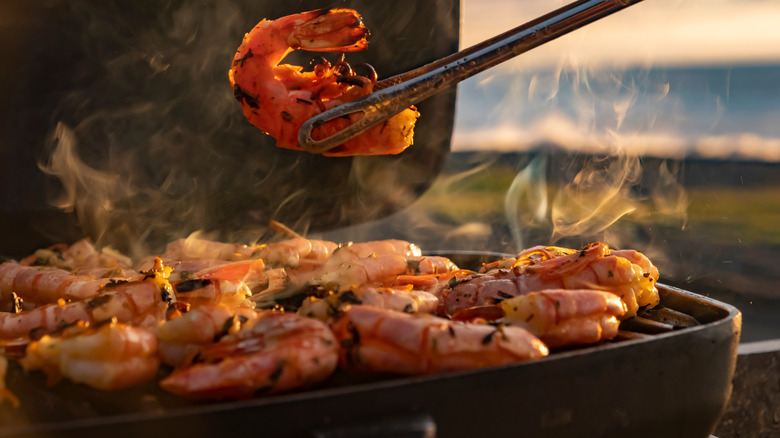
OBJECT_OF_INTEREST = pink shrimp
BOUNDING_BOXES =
[327,239,421,266]
[229,8,419,156]
[159,311,338,400]
[19,319,159,390]
[298,285,439,321]
[316,254,409,292]
[0,262,115,308]
[19,239,133,277]
[161,235,258,262]
[253,238,338,268]
[250,238,339,288]
[440,242,659,318]
[331,305,548,375]
[190,258,267,287]
[464,289,627,348]
[154,304,259,367]
[0,260,174,340]
[406,256,459,276]
[313,239,424,291]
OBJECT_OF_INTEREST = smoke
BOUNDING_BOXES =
[26,0,459,257]
[491,64,689,251]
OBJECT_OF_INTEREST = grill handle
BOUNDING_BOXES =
[308,413,436,438]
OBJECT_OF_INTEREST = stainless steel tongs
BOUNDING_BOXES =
[298,0,647,154]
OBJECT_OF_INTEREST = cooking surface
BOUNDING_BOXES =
[0,283,740,438]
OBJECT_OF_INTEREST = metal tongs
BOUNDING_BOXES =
[298,0,647,154]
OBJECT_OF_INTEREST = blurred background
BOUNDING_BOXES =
[334,0,780,342]
[1,0,778,342]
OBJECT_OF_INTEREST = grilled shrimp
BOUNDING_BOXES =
[229,8,419,156]
[159,311,338,400]
[253,238,338,268]
[316,254,409,292]
[0,263,115,308]
[154,304,259,367]
[251,238,339,288]
[0,260,173,340]
[298,285,439,321]
[161,235,258,262]
[171,258,266,308]
[314,239,424,291]
[19,239,132,277]
[406,256,459,276]
[328,239,421,265]
[490,289,625,348]
[511,242,659,316]
[441,242,659,318]
[19,320,159,390]
[332,305,548,375]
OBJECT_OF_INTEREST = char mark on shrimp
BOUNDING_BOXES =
[174,279,212,293]
[233,85,260,109]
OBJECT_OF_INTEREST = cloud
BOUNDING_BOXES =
[462,0,780,69]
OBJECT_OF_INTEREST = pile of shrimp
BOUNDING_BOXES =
[229,8,420,156]
[0,232,660,404]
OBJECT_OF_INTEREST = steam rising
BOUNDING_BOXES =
[31,0,457,257]
[473,63,688,251]
[549,153,641,240]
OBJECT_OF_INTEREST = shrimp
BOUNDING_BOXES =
[312,239,424,291]
[454,289,627,348]
[188,258,266,286]
[406,255,459,276]
[0,354,19,407]
[327,240,422,266]
[478,246,574,274]
[159,259,266,310]
[512,242,660,316]
[229,8,419,156]
[159,311,338,400]
[253,238,338,269]
[298,285,439,321]
[19,239,132,277]
[19,319,159,390]
[0,259,173,340]
[250,238,339,288]
[316,254,409,292]
[154,304,259,367]
[0,262,115,308]
[440,242,659,318]
[332,305,548,375]
[161,235,258,262]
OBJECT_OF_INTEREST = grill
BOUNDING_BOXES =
[0,251,741,438]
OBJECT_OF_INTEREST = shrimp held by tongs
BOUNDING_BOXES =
[298,0,649,154]
[229,8,419,156]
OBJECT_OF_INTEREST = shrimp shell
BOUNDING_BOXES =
[19,320,159,391]
[499,289,627,348]
[159,311,338,400]
[332,305,548,375]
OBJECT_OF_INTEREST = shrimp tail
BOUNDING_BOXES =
[289,9,369,52]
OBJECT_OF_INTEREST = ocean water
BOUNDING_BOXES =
[452,63,780,161]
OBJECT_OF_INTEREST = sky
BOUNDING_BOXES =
[450,0,780,160]
[460,0,780,69]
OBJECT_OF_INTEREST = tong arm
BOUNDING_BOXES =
[298,0,647,154]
